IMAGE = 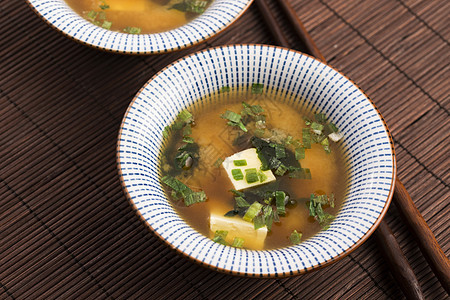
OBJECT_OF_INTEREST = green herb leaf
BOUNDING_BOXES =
[231,237,244,248]
[235,196,250,208]
[251,83,264,94]
[243,201,263,222]
[184,191,207,206]
[263,205,274,230]
[295,147,305,160]
[101,20,112,29]
[275,191,286,216]
[290,230,302,245]
[302,128,311,149]
[123,26,141,34]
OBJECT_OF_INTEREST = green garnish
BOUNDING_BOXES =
[257,170,267,182]
[231,237,244,248]
[221,110,247,132]
[101,20,112,30]
[275,191,286,216]
[290,230,302,245]
[86,10,98,22]
[220,86,231,93]
[251,83,264,94]
[235,196,250,208]
[184,191,207,206]
[99,4,110,10]
[231,169,244,181]
[233,159,247,166]
[170,0,209,14]
[295,147,305,160]
[123,26,141,34]
[308,193,335,229]
[161,175,206,206]
[213,230,228,245]
[245,168,259,183]
[302,128,311,149]
[263,205,274,230]
[253,214,265,230]
[243,201,263,222]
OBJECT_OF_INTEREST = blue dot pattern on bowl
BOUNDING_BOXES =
[117,45,396,277]
[26,0,253,54]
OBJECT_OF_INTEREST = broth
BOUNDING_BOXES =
[160,89,348,250]
[65,0,211,34]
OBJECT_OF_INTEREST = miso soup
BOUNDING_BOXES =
[160,86,348,250]
[66,0,212,34]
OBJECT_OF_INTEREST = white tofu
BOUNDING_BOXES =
[210,213,267,250]
[222,148,275,190]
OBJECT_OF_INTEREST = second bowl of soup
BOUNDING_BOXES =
[117,44,396,276]
[26,0,253,54]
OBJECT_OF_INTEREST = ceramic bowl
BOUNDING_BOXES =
[117,45,396,277]
[26,0,253,54]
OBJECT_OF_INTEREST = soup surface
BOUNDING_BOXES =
[160,88,348,250]
[66,0,211,34]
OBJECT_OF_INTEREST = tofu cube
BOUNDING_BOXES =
[222,148,275,190]
[210,213,267,250]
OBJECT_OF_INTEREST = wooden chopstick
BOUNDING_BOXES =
[255,0,449,297]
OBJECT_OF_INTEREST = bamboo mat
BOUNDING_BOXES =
[1,0,449,299]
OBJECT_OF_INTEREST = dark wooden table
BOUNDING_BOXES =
[1,0,448,299]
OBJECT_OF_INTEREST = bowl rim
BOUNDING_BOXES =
[116,44,397,277]
[25,0,254,54]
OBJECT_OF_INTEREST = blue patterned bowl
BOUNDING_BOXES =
[117,45,396,276]
[26,0,253,54]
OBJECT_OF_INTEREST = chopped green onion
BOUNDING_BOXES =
[243,201,263,222]
[290,230,302,245]
[275,164,288,176]
[275,191,286,216]
[231,169,244,181]
[295,147,305,160]
[253,215,265,229]
[123,26,141,34]
[101,20,112,30]
[245,168,259,183]
[302,128,311,149]
[233,159,247,166]
[231,237,245,248]
[86,10,98,21]
[177,109,193,123]
[275,144,286,159]
[162,175,192,197]
[230,189,245,197]
[321,137,331,153]
[251,83,264,94]
[213,230,228,245]
[221,110,241,123]
[257,170,267,182]
[184,191,206,206]
[289,168,311,179]
[235,196,250,208]
[161,175,206,206]
[311,122,324,135]
[263,205,274,230]
[220,86,231,93]
[182,136,195,143]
